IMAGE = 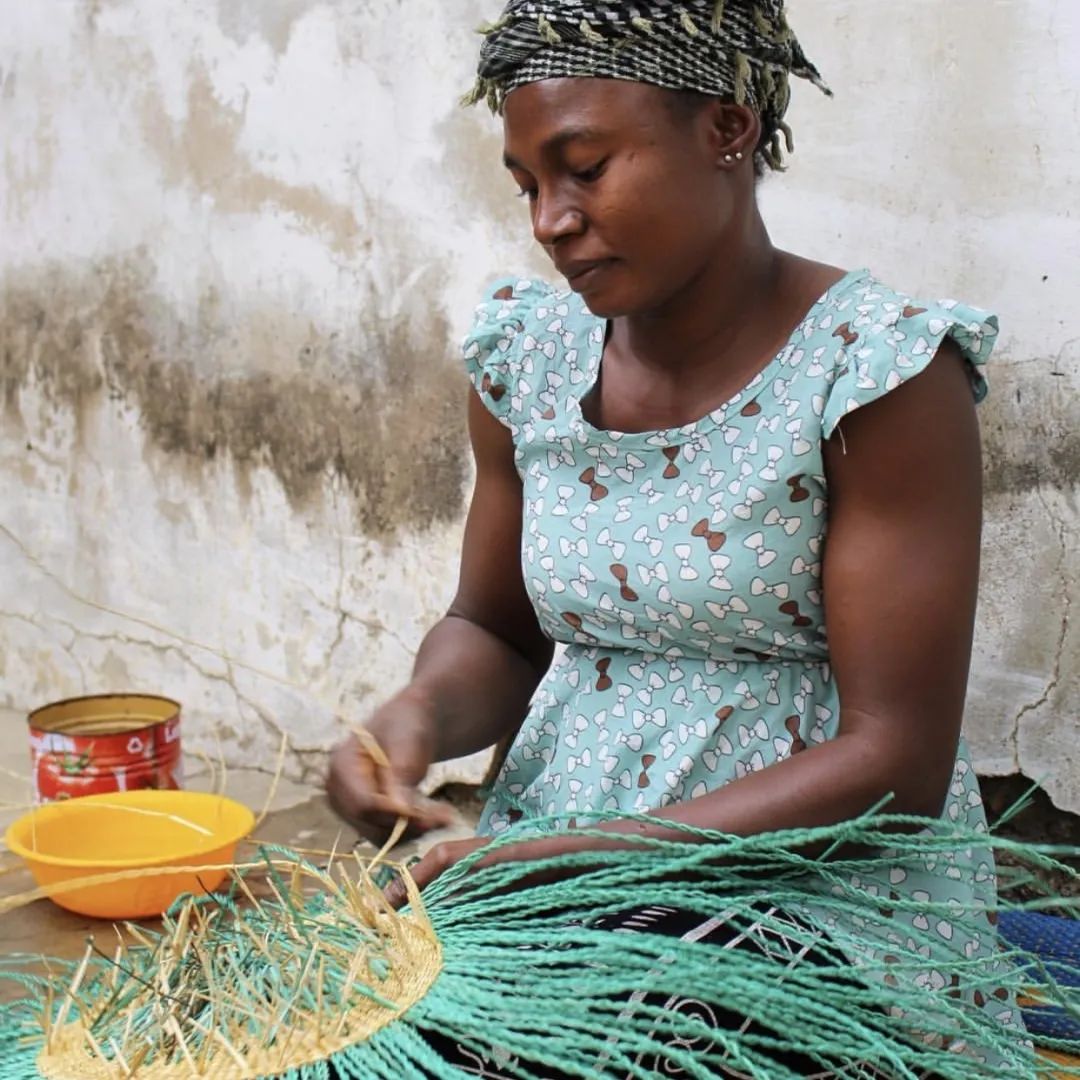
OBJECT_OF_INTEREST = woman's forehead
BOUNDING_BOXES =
[505,77,667,112]
[502,79,670,147]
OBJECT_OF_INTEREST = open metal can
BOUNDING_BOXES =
[28,694,183,803]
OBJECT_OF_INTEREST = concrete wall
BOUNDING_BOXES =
[2,2,1077,809]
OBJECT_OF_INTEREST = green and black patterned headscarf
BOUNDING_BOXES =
[466,0,830,170]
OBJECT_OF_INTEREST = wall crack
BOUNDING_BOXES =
[1010,486,1072,770]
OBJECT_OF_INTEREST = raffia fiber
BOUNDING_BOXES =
[0,811,1077,1078]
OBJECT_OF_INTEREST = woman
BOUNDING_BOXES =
[328,1,1013,1074]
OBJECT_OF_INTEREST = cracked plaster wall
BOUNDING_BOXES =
[1,1,1078,808]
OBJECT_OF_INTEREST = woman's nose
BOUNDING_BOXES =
[532,189,586,247]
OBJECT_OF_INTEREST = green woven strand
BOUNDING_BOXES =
[1,813,1078,1078]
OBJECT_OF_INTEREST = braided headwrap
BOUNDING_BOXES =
[466,0,830,169]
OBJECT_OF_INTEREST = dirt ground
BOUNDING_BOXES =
[981,775,1080,901]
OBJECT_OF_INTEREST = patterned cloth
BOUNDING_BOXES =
[999,912,1080,1041]
[468,1,830,167]
[462,268,1018,1065]
[474,0,826,104]
[421,904,944,1078]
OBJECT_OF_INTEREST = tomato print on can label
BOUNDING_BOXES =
[28,694,183,803]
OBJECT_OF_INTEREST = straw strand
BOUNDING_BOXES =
[0,810,1075,1078]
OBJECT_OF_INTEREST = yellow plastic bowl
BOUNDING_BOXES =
[4,790,255,919]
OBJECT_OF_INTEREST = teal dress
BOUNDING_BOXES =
[462,269,1017,1062]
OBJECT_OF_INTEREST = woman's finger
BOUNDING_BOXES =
[338,739,419,820]
[385,850,440,908]
[385,838,492,909]
[327,727,454,844]
[410,794,457,830]
[374,756,425,818]
[386,841,464,906]
[362,740,456,832]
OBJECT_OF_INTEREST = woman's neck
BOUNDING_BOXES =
[610,212,784,379]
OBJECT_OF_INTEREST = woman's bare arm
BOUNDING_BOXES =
[326,390,553,838]
[419,391,554,760]
[408,340,984,876]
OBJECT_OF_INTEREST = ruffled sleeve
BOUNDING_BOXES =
[461,277,554,431]
[821,293,998,439]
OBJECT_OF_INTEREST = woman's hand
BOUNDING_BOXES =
[325,686,455,846]
[325,393,554,848]
[385,835,492,907]
[383,828,643,908]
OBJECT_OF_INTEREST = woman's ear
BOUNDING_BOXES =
[703,101,760,167]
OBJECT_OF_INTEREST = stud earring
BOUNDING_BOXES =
[723,153,734,164]
[735,151,744,161]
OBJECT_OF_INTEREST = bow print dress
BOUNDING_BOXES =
[462,268,1016,1061]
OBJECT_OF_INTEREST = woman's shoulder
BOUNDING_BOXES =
[824,271,997,340]
[812,271,999,438]
[461,277,600,429]
[466,276,595,334]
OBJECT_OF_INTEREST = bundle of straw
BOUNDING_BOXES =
[0,812,1078,1078]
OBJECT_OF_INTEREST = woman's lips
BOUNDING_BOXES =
[561,258,614,288]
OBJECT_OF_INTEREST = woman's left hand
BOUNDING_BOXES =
[386,836,491,907]
[384,831,612,909]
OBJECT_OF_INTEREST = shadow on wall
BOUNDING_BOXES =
[979,356,1080,500]
[1,252,470,535]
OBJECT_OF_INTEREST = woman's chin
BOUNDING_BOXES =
[566,271,662,319]
[569,283,632,319]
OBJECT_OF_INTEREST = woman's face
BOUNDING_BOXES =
[502,78,749,318]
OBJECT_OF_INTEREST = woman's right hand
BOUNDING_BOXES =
[325,392,554,847]
[325,686,455,847]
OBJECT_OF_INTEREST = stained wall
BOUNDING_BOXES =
[2,1,1077,808]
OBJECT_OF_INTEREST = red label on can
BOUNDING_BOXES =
[28,695,183,803]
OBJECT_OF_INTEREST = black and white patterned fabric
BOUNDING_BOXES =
[410,905,944,1079]
[469,1,830,165]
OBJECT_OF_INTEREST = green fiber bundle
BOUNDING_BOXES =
[0,811,1078,1079]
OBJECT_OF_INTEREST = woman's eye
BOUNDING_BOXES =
[573,160,607,183]
[516,188,538,201]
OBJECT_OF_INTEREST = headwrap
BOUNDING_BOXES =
[466,0,831,169]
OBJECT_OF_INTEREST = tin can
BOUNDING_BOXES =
[28,694,183,803]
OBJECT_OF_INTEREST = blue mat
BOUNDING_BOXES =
[999,911,1080,1042]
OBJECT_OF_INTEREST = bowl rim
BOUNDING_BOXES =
[3,789,256,869]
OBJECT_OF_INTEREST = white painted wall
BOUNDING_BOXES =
[2,1,1077,809]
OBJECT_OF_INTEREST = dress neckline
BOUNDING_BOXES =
[563,267,870,448]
